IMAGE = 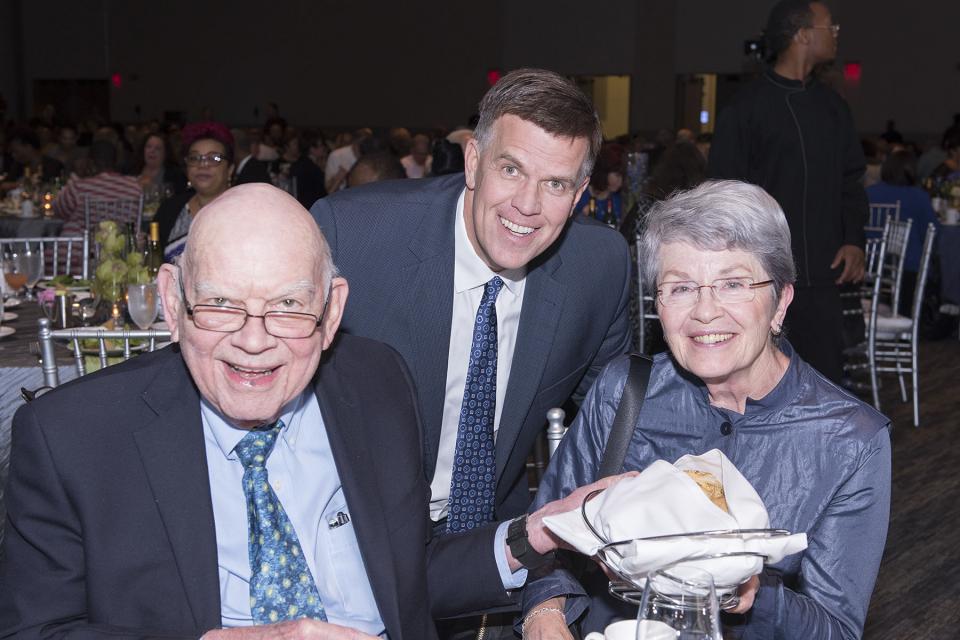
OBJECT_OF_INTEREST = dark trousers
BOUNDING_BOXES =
[784,284,844,384]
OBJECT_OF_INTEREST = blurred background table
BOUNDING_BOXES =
[0,215,64,238]
[0,301,76,553]
[940,224,960,304]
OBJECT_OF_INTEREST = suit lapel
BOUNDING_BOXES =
[133,353,221,631]
[495,252,565,486]
[401,186,458,480]
[313,359,403,639]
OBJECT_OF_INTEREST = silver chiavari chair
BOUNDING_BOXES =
[37,317,171,388]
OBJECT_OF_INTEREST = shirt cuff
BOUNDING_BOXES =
[494,519,528,589]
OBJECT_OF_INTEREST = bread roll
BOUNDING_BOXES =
[684,470,730,513]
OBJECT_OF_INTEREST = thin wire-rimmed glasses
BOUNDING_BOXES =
[810,23,840,36]
[656,277,774,307]
[176,266,331,338]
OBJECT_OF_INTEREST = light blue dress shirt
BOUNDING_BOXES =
[202,390,386,635]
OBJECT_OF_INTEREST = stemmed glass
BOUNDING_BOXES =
[636,567,722,640]
[14,243,43,301]
[127,283,160,330]
[3,251,28,301]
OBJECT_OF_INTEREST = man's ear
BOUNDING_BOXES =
[156,264,182,342]
[464,137,480,191]
[570,176,590,218]
[320,277,349,350]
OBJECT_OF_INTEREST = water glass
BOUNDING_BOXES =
[127,283,160,330]
[15,243,43,300]
[636,567,722,640]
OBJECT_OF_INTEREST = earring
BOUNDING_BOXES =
[771,324,782,337]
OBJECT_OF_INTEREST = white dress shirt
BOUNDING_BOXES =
[428,189,527,521]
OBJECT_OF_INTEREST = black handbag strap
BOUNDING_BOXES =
[597,354,652,478]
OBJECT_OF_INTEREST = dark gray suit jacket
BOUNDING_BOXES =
[0,337,507,639]
[311,174,632,519]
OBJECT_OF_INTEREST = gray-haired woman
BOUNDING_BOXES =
[521,180,890,639]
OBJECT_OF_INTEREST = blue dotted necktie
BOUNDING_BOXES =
[447,276,503,533]
[235,422,327,624]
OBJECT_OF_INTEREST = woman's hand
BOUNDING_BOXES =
[521,598,571,640]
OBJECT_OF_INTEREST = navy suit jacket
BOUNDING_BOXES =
[311,174,632,519]
[0,337,507,639]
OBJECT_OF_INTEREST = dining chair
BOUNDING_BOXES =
[0,235,89,279]
[870,223,938,427]
[634,230,660,355]
[37,317,171,388]
[83,194,145,233]
[879,218,912,315]
[843,224,890,409]
[867,201,900,235]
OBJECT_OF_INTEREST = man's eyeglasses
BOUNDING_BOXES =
[810,23,840,36]
[656,277,774,307]
[185,152,228,167]
[177,267,330,338]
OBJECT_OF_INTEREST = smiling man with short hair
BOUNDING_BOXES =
[312,68,633,638]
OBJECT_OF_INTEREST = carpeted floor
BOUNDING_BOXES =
[861,337,960,639]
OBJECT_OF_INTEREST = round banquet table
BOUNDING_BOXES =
[940,224,960,304]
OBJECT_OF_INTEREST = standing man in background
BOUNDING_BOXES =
[709,0,867,383]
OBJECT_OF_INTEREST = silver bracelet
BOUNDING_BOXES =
[521,605,565,635]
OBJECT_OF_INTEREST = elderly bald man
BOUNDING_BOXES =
[0,184,611,639]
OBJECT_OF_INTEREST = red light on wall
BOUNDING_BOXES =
[487,69,501,86]
[111,73,122,88]
[843,62,861,83]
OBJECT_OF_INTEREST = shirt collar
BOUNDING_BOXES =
[684,340,801,418]
[744,340,801,412]
[454,188,526,296]
[202,389,308,461]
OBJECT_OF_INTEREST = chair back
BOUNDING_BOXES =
[867,201,900,234]
[907,224,938,339]
[0,236,89,279]
[83,194,145,233]
[37,317,171,388]
[633,230,660,355]
[881,217,912,312]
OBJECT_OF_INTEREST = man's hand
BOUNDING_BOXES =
[522,597,572,640]
[526,472,640,556]
[831,244,865,284]
[725,575,760,614]
[205,619,379,640]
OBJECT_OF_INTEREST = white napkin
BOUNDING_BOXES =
[543,449,807,588]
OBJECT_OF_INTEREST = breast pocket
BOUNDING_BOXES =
[313,490,368,614]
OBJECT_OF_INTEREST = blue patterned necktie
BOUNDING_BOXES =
[235,421,327,624]
[447,276,504,533]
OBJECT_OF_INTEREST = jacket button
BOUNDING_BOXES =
[720,421,733,436]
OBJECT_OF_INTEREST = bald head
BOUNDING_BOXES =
[182,183,335,290]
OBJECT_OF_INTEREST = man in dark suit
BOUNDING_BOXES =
[311,69,632,636]
[231,128,272,186]
[1,184,605,638]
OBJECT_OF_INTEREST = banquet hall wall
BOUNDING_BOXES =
[1,0,957,137]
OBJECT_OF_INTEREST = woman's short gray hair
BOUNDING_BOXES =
[639,180,796,300]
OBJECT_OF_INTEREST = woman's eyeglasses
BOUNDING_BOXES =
[185,152,228,167]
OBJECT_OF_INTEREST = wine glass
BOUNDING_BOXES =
[3,252,28,301]
[127,283,160,330]
[636,567,722,640]
[14,242,43,301]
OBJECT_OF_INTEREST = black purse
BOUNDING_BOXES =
[569,353,653,637]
